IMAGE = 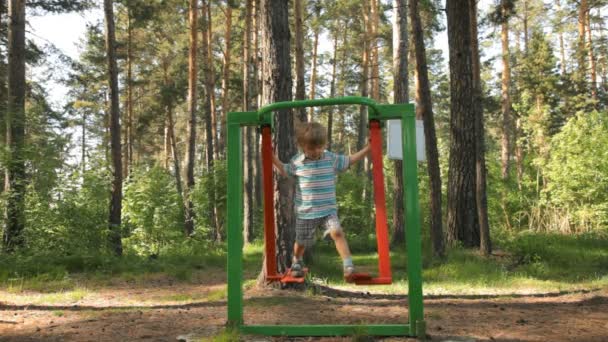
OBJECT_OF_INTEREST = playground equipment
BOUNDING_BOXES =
[226,96,425,337]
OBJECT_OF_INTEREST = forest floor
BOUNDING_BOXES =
[1,270,607,342]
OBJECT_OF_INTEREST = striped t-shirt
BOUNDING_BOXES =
[284,151,350,219]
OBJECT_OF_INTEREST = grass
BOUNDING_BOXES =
[1,231,607,297]
[278,231,608,295]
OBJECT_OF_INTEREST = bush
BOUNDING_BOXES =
[122,166,185,256]
[543,110,608,232]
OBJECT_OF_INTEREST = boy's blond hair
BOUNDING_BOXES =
[296,122,327,148]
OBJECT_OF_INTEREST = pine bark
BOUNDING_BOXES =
[258,0,295,282]
[3,0,26,252]
[219,1,233,154]
[587,7,597,103]
[308,14,320,120]
[470,0,491,255]
[410,0,444,258]
[243,0,254,244]
[390,0,407,247]
[103,0,123,256]
[500,0,511,180]
[446,0,479,248]
[184,0,198,237]
[293,0,306,122]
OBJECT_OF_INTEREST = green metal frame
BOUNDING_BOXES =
[226,96,425,337]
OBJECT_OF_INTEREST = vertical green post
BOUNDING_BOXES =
[401,112,425,335]
[226,122,244,325]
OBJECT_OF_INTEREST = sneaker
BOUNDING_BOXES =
[343,265,356,282]
[291,260,304,278]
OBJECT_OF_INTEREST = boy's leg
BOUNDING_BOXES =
[324,215,356,281]
[292,217,318,277]
[293,242,306,259]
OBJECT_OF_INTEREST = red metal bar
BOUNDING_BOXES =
[261,126,279,280]
[368,120,392,280]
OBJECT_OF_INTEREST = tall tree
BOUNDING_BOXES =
[125,7,134,178]
[357,1,370,174]
[203,0,218,161]
[369,0,380,100]
[293,0,306,122]
[446,0,479,247]
[470,0,491,255]
[259,0,295,282]
[587,6,597,103]
[243,0,254,243]
[201,0,220,240]
[184,0,198,237]
[499,0,513,180]
[103,0,123,256]
[308,4,321,120]
[409,0,444,258]
[327,21,339,150]
[3,0,26,252]
[390,0,407,246]
[219,0,234,154]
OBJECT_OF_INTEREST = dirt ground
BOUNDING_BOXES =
[1,273,607,342]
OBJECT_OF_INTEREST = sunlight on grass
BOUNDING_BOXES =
[206,287,227,301]
[32,288,89,304]
[156,293,209,302]
[312,232,608,295]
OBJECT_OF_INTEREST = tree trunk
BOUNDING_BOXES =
[184,0,198,237]
[370,0,380,100]
[577,0,588,92]
[557,0,567,75]
[204,1,219,161]
[243,0,254,244]
[219,1,233,155]
[337,19,349,149]
[125,11,133,178]
[201,0,214,171]
[293,0,306,122]
[258,0,295,284]
[201,0,219,241]
[164,116,170,169]
[587,7,597,103]
[357,4,370,174]
[327,29,339,150]
[82,110,86,175]
[514,117,523,190]
[0,0,6,178]
[3,0,26,252]
[446,0,479,248]
[390,0,407,247]
[410,0,444,258]
[253,0,262,208]
[500,0,511,180]
[103,0,123,256]
[162,62,186,234]
[308,17,320,121]
[470,0,491,255]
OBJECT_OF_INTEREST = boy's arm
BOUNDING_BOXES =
[272,154,288,177]
[349,144,371,164]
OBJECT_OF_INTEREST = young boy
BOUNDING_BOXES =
[272,122,370,282]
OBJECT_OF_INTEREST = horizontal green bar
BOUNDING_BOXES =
[227,111,264,126]
[257,96,380,122]
[375,104,416,119]
[240,324,411,336]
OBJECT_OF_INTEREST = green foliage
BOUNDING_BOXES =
[335,170,374,250]
[24,168,110,256]
[122,166,185,256]
[192,161,227,239]
[542,110,608,232]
